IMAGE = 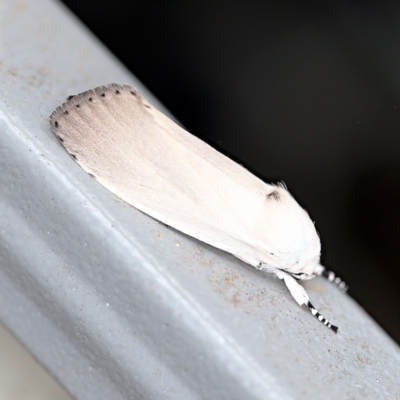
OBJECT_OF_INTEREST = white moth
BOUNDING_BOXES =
[50,83,347,332]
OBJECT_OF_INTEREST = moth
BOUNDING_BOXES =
[50,83,347,332]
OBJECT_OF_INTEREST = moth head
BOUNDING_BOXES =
[258,184,321,276]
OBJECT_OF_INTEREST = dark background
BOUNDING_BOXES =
[60,0,400,344]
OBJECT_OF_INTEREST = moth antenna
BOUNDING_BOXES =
[321,268,348,292]
[307,301,338,333]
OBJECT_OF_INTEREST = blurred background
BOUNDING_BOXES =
[59,0,400,344]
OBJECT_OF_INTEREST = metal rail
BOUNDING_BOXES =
[0,1,399,399]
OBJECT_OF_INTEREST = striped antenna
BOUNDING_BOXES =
[321,269,348,292]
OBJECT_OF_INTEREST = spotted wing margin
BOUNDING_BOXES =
[50,83,276,265]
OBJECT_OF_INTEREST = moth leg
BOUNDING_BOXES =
[275,270,338,333]
[319,267,348,292]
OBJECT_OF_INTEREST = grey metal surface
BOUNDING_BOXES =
[0,1,399,399]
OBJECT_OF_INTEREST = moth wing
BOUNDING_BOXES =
[50,84,274,265]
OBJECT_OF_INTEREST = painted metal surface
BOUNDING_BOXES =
[0,1,399,399]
